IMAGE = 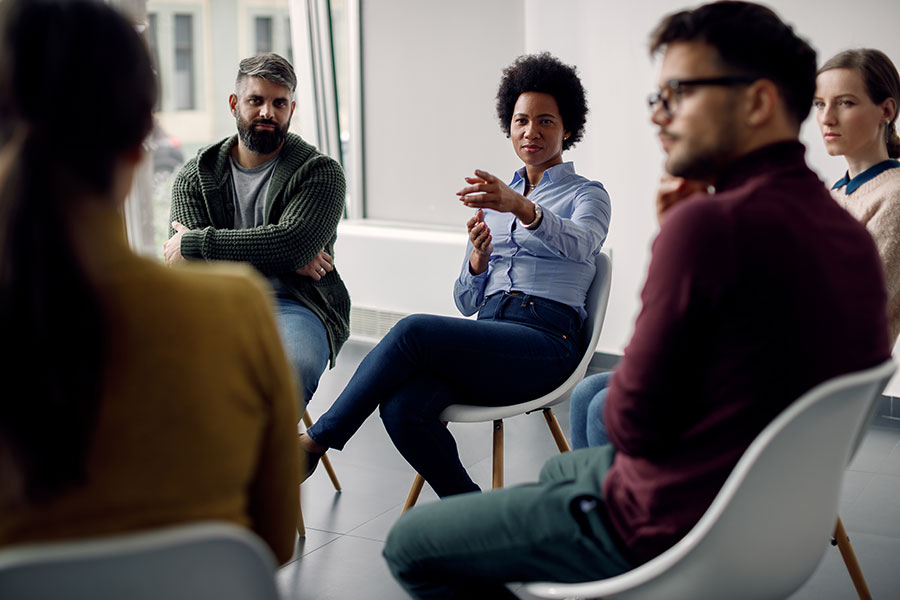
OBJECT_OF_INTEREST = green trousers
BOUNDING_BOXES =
[384,445,634,599]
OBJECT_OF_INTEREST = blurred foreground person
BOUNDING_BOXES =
[0,0,300,564]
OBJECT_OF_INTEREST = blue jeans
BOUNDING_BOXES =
[274,295,330,407]
[569,372,612,449]
[307,292,585,497]
[384,445,633,599]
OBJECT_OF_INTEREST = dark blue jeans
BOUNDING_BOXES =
[569,371,613,449]
[307,292,585,497]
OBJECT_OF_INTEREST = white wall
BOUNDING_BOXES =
[361,0,524,225]
[338,0,900,368]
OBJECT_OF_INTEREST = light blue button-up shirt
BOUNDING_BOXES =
[453,162,611,320]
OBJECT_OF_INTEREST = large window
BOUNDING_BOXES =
[124,0,357,259]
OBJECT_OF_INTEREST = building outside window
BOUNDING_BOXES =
[173,13,195,110]
[255,16,273,53]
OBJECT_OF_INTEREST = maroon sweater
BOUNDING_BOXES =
[603,141,891,562]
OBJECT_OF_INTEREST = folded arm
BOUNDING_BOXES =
[169,156,346,276]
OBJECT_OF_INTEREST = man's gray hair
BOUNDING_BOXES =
[236,52,297,95]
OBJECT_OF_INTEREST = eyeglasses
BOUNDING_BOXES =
[647,76,758,118]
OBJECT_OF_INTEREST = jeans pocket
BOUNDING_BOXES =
[527,299,578,338]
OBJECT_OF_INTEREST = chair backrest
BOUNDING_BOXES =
[442,251,612,422]
[527,359,897,600]
[0,521,280,600]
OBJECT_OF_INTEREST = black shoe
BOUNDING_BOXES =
[300,434,325,482]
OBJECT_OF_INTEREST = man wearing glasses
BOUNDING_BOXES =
[384,3,890,598]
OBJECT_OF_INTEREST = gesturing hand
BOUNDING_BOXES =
[457,169,535,224]
[656,174,711,226]
[296,249,334,281]
[164,221,190,265]
[466,209,492,275]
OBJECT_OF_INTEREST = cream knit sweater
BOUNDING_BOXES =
[832,165,900,343]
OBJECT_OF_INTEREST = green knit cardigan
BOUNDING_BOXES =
[169,133,350,364]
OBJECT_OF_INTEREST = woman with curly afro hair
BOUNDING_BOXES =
[301,52,610,502]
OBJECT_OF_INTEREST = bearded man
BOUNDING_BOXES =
[165,53,349,410]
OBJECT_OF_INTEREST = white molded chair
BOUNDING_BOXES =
[525,358,897,600]
[403,252,613,510]
[0,522,280,600]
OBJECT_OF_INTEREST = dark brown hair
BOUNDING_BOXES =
[0,0,156,503]
[649,1,817,128]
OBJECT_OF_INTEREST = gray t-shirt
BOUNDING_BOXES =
[228,153,290,294]
[229,154,279,230]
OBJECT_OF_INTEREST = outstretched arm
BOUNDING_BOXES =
[458,168,609,262]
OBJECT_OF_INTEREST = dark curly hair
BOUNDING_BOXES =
[496,52,588,151]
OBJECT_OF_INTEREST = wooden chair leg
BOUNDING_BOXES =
[834,516,872,600]
[492,419,504,489]
[320,453,341,491]
[542,408,571,453]
[402,421,450,513]
[403,474,425,513]
[297,502,306,538]
[302,409,341,490]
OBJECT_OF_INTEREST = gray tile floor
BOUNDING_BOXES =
[279,340,900,599]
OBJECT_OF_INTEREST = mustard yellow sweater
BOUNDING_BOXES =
[832,165,900,344]
[0,206,300,564]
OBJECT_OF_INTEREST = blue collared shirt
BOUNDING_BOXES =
[832,159,900,195]
[453,161,611,320]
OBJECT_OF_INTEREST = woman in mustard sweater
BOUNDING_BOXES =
[815,48,900,343]
[0,0,299,564]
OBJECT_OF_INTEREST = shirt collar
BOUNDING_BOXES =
[832,159,900,195]
[510,161,576,186]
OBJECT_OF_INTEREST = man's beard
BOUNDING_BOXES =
[665,109,740,181]
[236,114,289,155]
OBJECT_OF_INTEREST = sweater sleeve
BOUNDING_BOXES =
[179,155,346,276]
[169,159,213,230]
[865,188,900,342]
[605,200,732,457]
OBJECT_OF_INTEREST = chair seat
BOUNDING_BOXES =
[403,253,613,511]
[440,392,569,422]
[441,252,613,425]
